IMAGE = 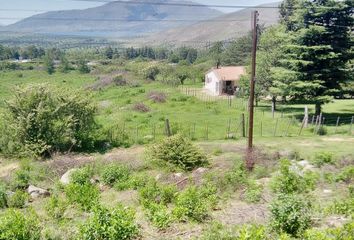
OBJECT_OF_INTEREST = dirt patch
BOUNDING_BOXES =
[213,199,269,225]
[0,162,19,179]
[46,146,145,176]
[322,137,354,143]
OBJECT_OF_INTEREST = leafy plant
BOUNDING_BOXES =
[0,84,98,157]
[335,166,354,183]
[45,194,68,220]
[11,168,30,190]
[138,180,177,207]
[78,205,139,240]
[7,190,28,208]
[147,134,208,171]
[145,203,173,230]
[70,166,93,185]
[65,183,99,211]
[0,183,7,208]
[244,181,263,203]
[0,208,41,240]
[313,152,334,167]
[270,194,312,237]
[101,164,130,187]
[173,186,211,222]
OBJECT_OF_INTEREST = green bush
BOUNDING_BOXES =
[45,195,68,220]
[145,203,173,230]
[0,84,98,157]
[12,168,30,190]
[0,208,41,240]
[0,184,7,208]
[316,126,328,136]
[65,183,99,211]
[313,152,334,167]
[224,161,248,191]
[7,190,28,208]
[138,181,177,207]
[304,221,354,240]
[78,205,139,240]
[270,194,312,237]
[147,134,208,171]
[173,186,210,222]
[335,166,354,183]
[70,166,93,185]
[101,164,130,186]
[271,159,315,194]
[244,181,263,203]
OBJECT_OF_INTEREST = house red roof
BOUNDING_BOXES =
[208,66,246,81]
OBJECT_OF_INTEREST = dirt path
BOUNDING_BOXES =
[0,162,19,179]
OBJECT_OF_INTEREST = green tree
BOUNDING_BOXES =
[278,0,354,114]
[43,52,55,75]
[222,34,252,66]
[78,59,90,74]
[58,55,70,73]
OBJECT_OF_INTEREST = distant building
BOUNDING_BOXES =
[204,66,246,96]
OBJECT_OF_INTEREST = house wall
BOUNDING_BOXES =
[204,71,221,96]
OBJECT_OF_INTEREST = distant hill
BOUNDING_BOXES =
[139,2,280,46]
[4,0,222,38]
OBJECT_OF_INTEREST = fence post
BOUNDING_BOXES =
[241,113,246,137]
[165,119,171,137]
[335,117,340,134]
[299,116,306,136]
[311,115,315,126]
[284,118,292,137]
[350,116,354,135]
[304,106,308,128]
[273,118,279,136]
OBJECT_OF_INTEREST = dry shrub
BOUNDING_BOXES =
[148,91,167,103]
[133,103,150,113]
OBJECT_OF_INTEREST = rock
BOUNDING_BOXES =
[174,173,183,178]
[323,189,332,194]
[297,160,316,171]
[155,174,162,181]
[90,177,100,185]
[226,133,236,139]
[195,167,208,174]
[28,185,50,198]
[60,168,78,185]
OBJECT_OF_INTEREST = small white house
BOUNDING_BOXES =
[204,66,246,96]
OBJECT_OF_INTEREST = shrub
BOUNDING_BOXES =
[271,159,314,194]
[147,134,208,171]
[335,166,354,183]
[45,195,68,220]
[7,190,28,208]
[12,168,30,190]
[223,162,248,191]
[0,184,7,208]
[132,103,150,113]
[0,84,98,157]
[173,186,211,222]
[244,181,263,203]
[70,166,94,185]
[313,152,334,167]
[142,65,159,80]
[270,194,312,237]
[304,222,354,240]
[65,183,99,211]
[101,164,130,186]
[113,75,127,86]
[145,203,173,230]
[327,198,354,216]
[78,205,139,240]
[0,208,41,240]
[138,181,177,207]
[316,126,327,136]
[148,91,167,103]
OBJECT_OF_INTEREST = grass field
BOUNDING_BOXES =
[0,61,353,144]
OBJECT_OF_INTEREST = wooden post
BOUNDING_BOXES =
[285,118,292,137]
[273,118,279,137]
[165,119,171,137]
[241,113,246,137]
[299,116,306,136]
[311,115,315,126]
[335,117,340,134]
[313,115,319,135]
[350,116,354,135]
[304,106,309,128]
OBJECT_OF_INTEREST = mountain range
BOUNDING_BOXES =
[2,0,280,45]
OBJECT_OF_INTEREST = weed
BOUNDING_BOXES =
[79,204,139,240]
[270,194,312,237]
[145,203,173,230]
[65,183,99,211]
[7,190,28,208]
[45,194,68,220]
[70,166,93,185]
[335,166,354,183]
[313,152,334,167]
[244,181,263,203]
[138,181,177,207]
[101,164,130,187]
[0,183,7,208]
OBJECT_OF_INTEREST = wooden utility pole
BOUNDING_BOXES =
[246,10,259,171]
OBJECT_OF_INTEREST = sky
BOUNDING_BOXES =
[0,0,277,25]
